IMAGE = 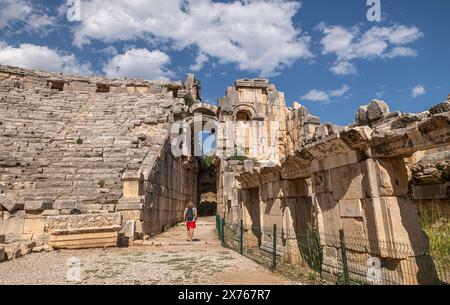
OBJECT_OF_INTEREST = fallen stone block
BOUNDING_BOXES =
[45,213,122,249]
[49,232,118,249]
[4,243,21,260]
[32,244,54,253]
[0,195,24,212]
[19,240,36,255]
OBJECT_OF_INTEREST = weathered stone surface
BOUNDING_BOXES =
[429,102,450,115]
[24,201,53,212]
[45,213,122,235]
[0,195,24,212]
[356,100,390,126]
[330,163,364,200]
[49,231,118,249]
[367,99,390,122]
[32,244,54,253]
[120,220,136,238]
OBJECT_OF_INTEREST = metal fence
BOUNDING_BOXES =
[216,216,449,285]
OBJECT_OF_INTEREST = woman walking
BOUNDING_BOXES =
[184,201,198,242]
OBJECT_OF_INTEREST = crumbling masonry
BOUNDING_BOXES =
[0,65,449,284]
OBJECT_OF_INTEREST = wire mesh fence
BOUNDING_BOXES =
[216,216,449,285]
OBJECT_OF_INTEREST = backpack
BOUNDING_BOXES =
[186,208,194,221]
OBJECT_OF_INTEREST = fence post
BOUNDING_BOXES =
[240,219,244,255]
[216,215,220,238]
[221,218,225,245]
[272,224,277,270]
[339,229,350,285]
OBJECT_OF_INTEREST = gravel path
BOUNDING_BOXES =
[0,217,299,285]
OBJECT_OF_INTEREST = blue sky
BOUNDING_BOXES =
[0,0,449,125]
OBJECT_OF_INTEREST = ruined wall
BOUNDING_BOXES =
[217,79,288,224]
[231,93,450,284]
[0,65,199,257]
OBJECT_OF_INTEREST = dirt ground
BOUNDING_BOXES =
[0,216,301,285]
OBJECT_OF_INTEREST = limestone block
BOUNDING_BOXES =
[367,99,390,122]
[362,159,409,198]
[316,193,342,247]
[312,170,332,194]
[122,172,143,198]
[0,217,25,237]
[339,199,363,218]
[284,197,313,237]
[276,179,310,198]
[135,220,143,235]
[0,195,24,212]
[321,246,340,276]
[45,213,122,235]
[120,220,136,239]
[32,244,54,253]
[19,240,36,255]
[49,231,118,249]
[330,163,364,200]
[376,159,409,197]
[116,202,144,211]
[319,151,365,172]
[122,210,143,221]
[395,255,441,285]
[24,201,53,212]
[4,243,21,260]
[341,218,370,253]
[53,199,77,210]
[23,217,47,236]
[362,197,429,258]
[356,105,369,126]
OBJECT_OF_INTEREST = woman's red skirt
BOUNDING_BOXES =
[186,221,196,230]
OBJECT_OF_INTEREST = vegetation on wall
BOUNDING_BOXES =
[183,93,195,107]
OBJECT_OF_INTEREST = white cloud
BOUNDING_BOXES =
[319,23,423,75]
[72,0,312,76]
[383,47,417,59]
[329,84,350,97]
[330,61,357,76]
[411,85,426,98]
[0,42,92,75]
[103,48,175,80]
[190,52,209,72]
[0,0,56,32]
[302,84,350,102]
[302,89,329,102]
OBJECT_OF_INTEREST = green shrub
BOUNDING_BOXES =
[76,138,83,145]
[183,93,195,107]
[200,154,216,168]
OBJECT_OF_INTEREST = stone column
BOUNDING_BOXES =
[118,172,145,242]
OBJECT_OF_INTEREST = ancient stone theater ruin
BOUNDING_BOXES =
[0,65,449,284]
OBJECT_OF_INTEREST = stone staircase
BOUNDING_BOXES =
[0,86,173,214]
